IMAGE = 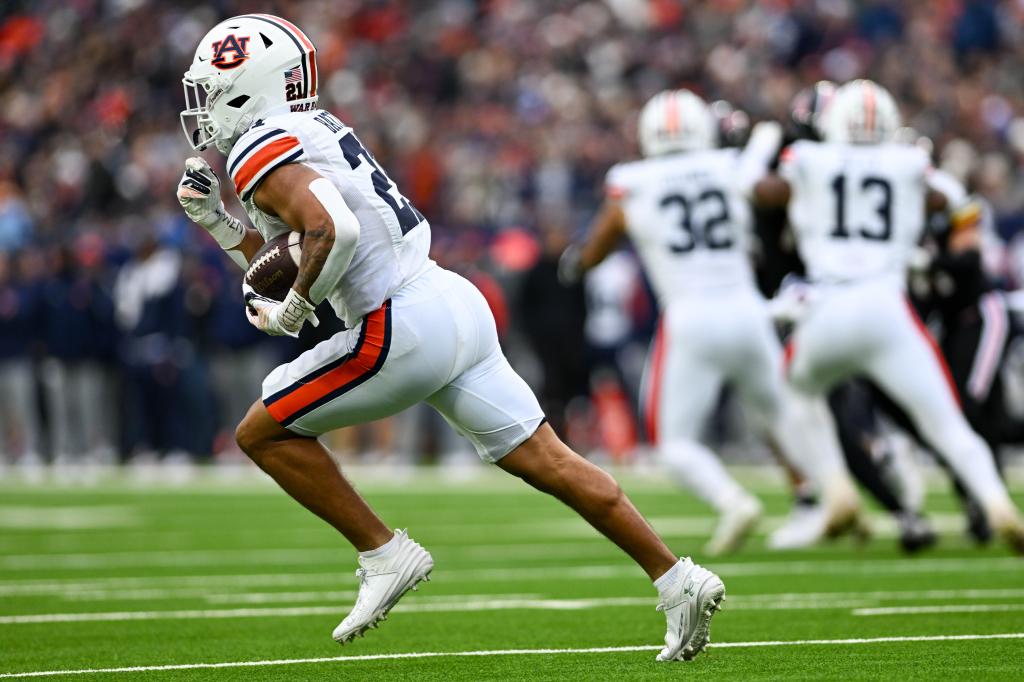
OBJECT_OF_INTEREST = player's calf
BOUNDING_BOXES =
[235,400,394,552]
[498,424,725,661]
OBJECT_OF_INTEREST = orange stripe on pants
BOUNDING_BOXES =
[265,303,390,426]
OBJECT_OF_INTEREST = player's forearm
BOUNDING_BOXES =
[232,228,266,264]
[579,202,628,270]
[293,222,335,300]
[579,236,614,270]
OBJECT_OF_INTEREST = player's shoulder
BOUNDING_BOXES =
[605,158,647,200]
[778,139,821,164]
[227,112,315,201]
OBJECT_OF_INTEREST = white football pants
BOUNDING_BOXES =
[787,279,1015,515]
[643,288,844,512]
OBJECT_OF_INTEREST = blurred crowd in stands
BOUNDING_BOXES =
[3,0,1024,465]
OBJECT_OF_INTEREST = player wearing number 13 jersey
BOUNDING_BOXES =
[567,90,859,555]
[756,79,1024,552]
[175,15,725,662]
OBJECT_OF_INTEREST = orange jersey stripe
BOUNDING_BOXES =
[232,136,300,195]
[266,305,389,425]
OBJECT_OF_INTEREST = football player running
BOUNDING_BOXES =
[174,15,723,661]
[563,90,859,555]
[753,79,1024,552]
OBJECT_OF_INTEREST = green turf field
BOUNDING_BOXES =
[1,467,1022,680]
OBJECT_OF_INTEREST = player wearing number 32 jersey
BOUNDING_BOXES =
[565,90,860,556]
[755,79,1024,553]
[174,14,725,661]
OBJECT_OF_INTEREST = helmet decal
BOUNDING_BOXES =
[241,14,317,100]
[211,35,251,70]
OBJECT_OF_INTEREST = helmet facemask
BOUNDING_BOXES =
[180,71,257,154]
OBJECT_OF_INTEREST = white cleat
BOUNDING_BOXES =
[705,495,762,556]
[332,529,434,645]
[769,478,864,550]
[655,557,725,662]
[768,501,828,550]
[988,501,1024,555]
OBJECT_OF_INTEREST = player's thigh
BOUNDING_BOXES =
[261,302,453,437]
[425,346,545,464]
[787,296,867,394]
[730,312,787,422]
[865,307,963,437]
[656,336,725,443]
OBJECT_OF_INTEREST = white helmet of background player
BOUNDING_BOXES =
[821,79,901,145]
[180,14,318,155]
[638,89,717,157]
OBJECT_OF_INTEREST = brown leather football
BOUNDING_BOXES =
[245,232,303,301]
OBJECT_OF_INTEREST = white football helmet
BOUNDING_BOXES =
[181,14,318,155]
[638,89,716,157]
[821,79,901,145]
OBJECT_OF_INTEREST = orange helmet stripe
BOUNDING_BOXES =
[863,84,876,137]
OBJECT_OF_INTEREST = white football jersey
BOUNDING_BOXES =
[605,149,755,305]
[780,141,930,285]
[227,109,431,326]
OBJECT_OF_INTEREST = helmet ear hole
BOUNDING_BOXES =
[226,95,250,108]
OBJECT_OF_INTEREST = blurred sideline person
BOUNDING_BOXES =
[562,89,860,555]
[0,251,42,465]
[175,15,724,661]
[39,243,118,466]
[753,79,1024,552]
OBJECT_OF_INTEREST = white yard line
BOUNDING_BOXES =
[854,604,1024,616]
[1,633,1023,678]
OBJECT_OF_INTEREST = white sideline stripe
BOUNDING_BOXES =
[0,597,861,624]
[0,598,646,624]
[2,634,1023,678]
[10,589,1024,624]
[2,556,1022,594]
[41,586,1024,606]
[0,510,983,570]
[855,604,1024,616]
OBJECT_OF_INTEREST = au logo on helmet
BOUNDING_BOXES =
[211,34,250,70]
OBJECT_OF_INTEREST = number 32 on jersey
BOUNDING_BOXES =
[660,188,733,253]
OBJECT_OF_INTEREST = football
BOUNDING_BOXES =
[244,231,303,301]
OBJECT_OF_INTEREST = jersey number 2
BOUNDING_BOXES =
[661,189,733,253]
[830,174,892,241]
[338,133,424,235]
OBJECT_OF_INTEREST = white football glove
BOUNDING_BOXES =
[557,244,583,286]
[243,284,320,338]
[177,157,246,251]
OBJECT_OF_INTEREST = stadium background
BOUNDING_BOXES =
[3,2,1024,679]
[2,0,1024,467]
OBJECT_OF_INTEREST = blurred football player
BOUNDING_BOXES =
[753,79,1024,552]
[563,90,859,555]
[174,15,723,661]
[748,81,936,551]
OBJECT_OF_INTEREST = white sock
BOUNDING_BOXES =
[653,559,682,594]
[359,531,400,559]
